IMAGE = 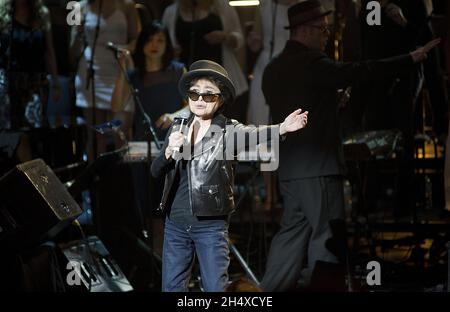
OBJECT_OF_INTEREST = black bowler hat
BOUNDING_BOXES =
[285,0,333,29]
[178,60,236,101]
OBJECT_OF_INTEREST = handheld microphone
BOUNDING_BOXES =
[173,111,191,128]
[94,119,123,134]
[172,111,191,160]
[106,41,130,55]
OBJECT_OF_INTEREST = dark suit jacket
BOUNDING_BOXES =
[262,40,414,180]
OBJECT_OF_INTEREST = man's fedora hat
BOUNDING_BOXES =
[285,0,333,29]
[178,60,236,101]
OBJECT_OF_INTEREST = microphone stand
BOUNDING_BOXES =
[113,51,163,289]
[86,0,104,159]
[113,54,162,151]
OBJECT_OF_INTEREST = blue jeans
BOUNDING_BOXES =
[162,217,230,292]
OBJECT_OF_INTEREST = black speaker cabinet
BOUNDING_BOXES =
[0,159,82,250]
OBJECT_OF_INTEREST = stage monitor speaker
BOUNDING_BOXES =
[0,159,83,250]
[59,236,133,292]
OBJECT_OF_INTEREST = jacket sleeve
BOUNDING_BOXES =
[308,53,415,89]
[227,120,280,155]
[150,127,174,178]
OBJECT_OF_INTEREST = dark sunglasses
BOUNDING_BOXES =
[187,90,221,103]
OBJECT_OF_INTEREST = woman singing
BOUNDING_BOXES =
[151,59,308,292]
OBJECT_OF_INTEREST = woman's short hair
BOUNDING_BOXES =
[133,21,174,75]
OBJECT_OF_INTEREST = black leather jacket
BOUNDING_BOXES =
[151,114,279,217]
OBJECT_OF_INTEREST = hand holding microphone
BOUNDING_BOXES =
[165,131,185,160]
[165,115,189,160]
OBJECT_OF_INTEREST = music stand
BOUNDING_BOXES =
[110,49,164,289]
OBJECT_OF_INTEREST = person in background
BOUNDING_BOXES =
[359,0,447,217]
[0,0,60,129]
[112,21,186,257]
[260,0,440,291]
[247,0,299,211]
[161,0,248,100]
[112,21,186,142]
[70,0,141,159]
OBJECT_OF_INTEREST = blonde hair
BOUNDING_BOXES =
[0,0,50,33]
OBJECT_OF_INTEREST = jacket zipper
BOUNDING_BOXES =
[187,159,194,216]
[192,145,214,159]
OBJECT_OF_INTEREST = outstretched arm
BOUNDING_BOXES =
[228,108,308,155]
[279,109,308,136]
[310,38,441,89]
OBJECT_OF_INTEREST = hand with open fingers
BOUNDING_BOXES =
[410,38,441,63]
[280,108,308,136]
[423,38,442,53]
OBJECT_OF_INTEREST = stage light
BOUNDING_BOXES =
[229,1,260,7]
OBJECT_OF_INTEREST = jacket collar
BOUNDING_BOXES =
[183,114,226,159]
[187,113,227,139]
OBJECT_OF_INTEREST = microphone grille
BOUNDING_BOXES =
[176,110,191,121]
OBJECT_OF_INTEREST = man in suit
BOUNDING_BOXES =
[260,0,440,291]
